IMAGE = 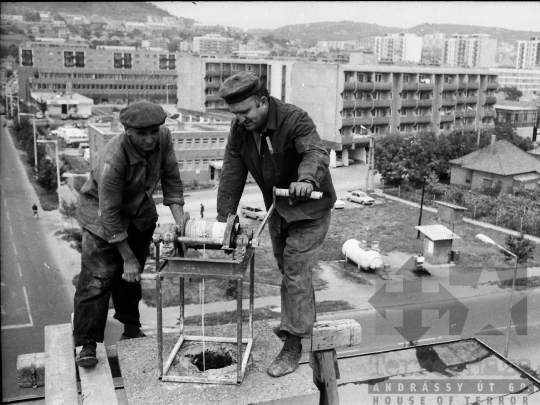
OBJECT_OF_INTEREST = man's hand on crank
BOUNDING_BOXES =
[289,181,314,204]
[122,259,143,283]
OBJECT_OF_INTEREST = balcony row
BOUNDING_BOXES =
[400,99,433,108]
[342,99,393,109]
[343,82,393,91]
[341,115,434,127]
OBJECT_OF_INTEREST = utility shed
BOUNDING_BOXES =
[435,201,467,225]
[415,224,460,265]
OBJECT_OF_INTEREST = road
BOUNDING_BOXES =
[0,117,74,401]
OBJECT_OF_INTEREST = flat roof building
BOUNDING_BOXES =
[17,43,178,107]
[443,34,497,68]
[374,34,423,63]
[516,37,540,70]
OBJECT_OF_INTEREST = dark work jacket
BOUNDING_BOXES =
[77,127,184,244]
[217,97,336,223]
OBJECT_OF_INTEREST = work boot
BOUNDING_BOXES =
[267,333,302,377]
[76,342,98,368]
[120,330,147,341]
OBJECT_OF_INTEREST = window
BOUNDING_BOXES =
[211,138,218,147]
[357,73,364,82]
[64,51,85,68]
[159,54,175,70]
[202,139,209,148]
[178,161,184,171]
[482,178,493,188]
[114,53,132,69]
[403,74,410,83]
[186,139,192,149]
[375,74,383,82]
[202,159,209,169]
[194,139,201,149]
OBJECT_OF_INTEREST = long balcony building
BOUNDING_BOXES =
[17,42,178,106]
[291,64,498,165]
[443,34,497,68]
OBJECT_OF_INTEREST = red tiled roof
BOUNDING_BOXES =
[449,140,540,176]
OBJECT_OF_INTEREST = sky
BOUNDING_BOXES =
[152,1,540,32]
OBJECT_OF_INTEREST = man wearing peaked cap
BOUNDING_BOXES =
[216,71,336,378]
[73,101,185,368]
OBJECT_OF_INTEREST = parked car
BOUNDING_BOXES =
[346,190,375,205]
[333,199,346,210]
[36,111,44,119]
[240,205,267,220]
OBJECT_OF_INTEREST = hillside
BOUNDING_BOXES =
[0,2,172,22]
[249,21,540,47]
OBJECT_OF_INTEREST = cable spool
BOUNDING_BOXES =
[184,218,228,242]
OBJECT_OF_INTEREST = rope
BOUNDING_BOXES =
[200,279,206,371]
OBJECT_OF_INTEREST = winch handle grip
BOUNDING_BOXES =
[274,187,323,200]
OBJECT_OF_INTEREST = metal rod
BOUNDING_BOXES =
[237,278,243,383]
[179,277,184,336]
[249,253,255,339]
[157,275,163,379]
[505,257,519,358]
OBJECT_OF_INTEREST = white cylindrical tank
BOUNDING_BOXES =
[342,239,383,271]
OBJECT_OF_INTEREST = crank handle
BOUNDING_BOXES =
[274,188,323,199]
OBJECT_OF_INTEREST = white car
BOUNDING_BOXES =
[346,190,375,205]
[240,205,267,220]
[333,199,346,210]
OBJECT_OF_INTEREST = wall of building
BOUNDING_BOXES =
[290,63,342,150]
[177,56,204,112]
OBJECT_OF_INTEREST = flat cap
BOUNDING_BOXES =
[119,101,167,129]
[219,71,262,104]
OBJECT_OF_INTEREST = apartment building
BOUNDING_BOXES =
[443,34,497,68]
[88,120,231,184]
[516,37,540,69]
[291,63,498,166]
[493,68,540,94]
[177,55,296,114]
[374,34,423,63]
[193,35,233,54]
[16,42,178,106]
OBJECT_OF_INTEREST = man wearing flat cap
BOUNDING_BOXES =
[73,101,185,367]
[217,72,336,377]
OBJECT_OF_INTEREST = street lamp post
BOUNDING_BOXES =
[476,234,518,358]
[37,139,63,230]
[20,113,37,173]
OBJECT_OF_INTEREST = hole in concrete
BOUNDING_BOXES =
[189,350,234,371]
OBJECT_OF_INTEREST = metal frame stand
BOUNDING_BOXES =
[148,246,256,385]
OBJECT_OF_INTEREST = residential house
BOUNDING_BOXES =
[449,137,540,192]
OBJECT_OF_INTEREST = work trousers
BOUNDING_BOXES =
[268,211,331,339]
[73,223,154,346]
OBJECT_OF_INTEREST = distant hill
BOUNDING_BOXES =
[0,2,173,22]
[249,21,540,47]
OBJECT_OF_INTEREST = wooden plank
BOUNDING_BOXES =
[45,324,79,405]
[301,319,362,353]
[77,343,118,405]
[312,350,340,405]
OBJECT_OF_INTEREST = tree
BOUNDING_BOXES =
[36,98,48,115]
[60,199,78,228]
[37,158,58,191]
[505,233,536,264]
[500,86,522,101]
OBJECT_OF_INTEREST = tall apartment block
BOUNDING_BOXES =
[291,64,498,164]
[16,42,178,105]
[516,37,540,69]
[443,34,497,68]
[374,34,423,63]
[176,55,296,114]
[193,35,233,54]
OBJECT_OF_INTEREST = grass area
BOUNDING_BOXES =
[322,198,540,274]
[182,300,355,327]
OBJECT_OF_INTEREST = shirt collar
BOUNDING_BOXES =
[262,96,278,133]
[122,132,159,165]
